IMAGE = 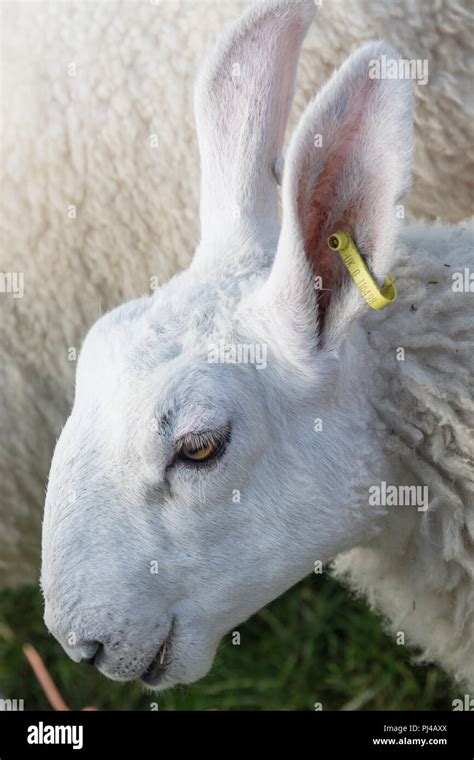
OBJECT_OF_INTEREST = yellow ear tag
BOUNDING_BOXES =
[327,230,397,310]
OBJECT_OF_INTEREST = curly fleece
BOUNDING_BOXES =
[333,220,474,689]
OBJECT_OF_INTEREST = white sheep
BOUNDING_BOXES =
[40,0,473,692]
[1,0,472,589]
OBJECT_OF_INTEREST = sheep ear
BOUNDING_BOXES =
[267,42,413,347]
[194,0,316,257]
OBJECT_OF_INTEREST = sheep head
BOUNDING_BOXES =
[41,0,413,690]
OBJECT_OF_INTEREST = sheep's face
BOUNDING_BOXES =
[41,264,347,690]
[41,0,412,691]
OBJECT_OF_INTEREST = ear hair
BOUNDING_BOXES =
[267,41,414,346]
[193,0,316,262]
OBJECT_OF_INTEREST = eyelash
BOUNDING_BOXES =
[175,427,231,469]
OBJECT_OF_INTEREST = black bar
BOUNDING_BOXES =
[0,710,472,758]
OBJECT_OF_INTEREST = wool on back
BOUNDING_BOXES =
[333,220,474,688]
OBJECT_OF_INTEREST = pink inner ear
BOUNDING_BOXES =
[300,155,353,328]
[297,79,377,333]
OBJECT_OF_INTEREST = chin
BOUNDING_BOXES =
[139,654,216,692]
[139,628,219,692]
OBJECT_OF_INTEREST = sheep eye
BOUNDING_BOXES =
[177,429,230,465]
[180,440,217,462]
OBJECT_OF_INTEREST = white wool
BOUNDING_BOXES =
[333,220,474,689]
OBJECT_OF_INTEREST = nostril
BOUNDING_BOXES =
[82,641,102,666]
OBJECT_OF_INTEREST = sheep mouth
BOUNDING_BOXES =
[140,621,175,686]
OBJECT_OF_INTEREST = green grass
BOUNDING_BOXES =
[0,575,456,711]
